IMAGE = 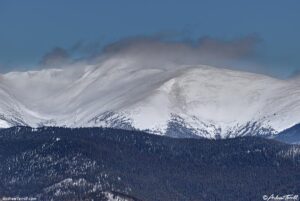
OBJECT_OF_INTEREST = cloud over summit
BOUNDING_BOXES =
[101,34,261,68]
[40,47,70,67]
[21,34,264,75]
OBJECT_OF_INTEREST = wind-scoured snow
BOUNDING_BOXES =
[0,55,300,138]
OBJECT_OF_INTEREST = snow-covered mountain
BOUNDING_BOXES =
[1,54,300,138]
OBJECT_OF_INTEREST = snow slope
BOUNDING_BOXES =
[0,55,300,138]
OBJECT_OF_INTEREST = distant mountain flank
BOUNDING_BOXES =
[274,123,300,144]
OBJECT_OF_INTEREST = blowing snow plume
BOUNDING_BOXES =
[2,33,300,140]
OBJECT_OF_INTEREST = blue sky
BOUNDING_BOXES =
[0,0,299,77]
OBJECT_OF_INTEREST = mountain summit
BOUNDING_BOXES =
[0,56,299,138]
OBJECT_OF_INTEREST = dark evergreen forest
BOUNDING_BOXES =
[0,127,299,201]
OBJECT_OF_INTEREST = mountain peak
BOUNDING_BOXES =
[0,62,299,138]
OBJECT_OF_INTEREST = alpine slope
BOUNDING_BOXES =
[0,54,300,139]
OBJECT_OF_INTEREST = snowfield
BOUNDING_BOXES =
[0,54,300,138]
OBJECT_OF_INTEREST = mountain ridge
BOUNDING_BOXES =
[1,57,300,138]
